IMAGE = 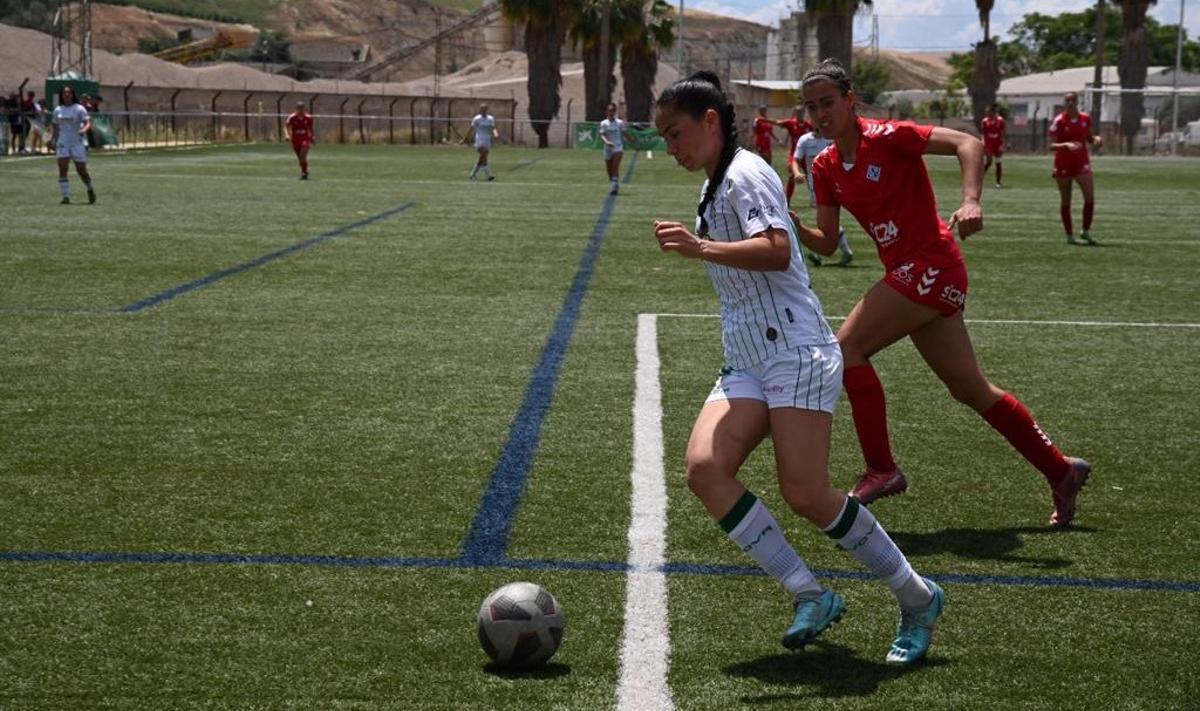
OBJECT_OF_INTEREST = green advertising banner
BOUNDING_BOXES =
[574,122,665,151]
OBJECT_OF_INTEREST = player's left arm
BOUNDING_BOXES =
[925,126,983,239]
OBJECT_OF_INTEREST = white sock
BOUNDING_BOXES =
[721,491,822,598]
[482,165,492,178]
[837,230,851,255]
[58,178,69,199]
[824,497,931,611]
[469,162,479,178]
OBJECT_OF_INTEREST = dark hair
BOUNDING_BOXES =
[656,70,738,237]
[58,85,75,104]
[801,58,853,95]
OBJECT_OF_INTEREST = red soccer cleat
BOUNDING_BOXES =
[849,467,908,505]
[1049,457,1091,528]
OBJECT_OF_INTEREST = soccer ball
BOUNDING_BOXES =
[476,582,565,669]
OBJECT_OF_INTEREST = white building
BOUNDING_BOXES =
[997,65,1200,124]
[766,11,818,81]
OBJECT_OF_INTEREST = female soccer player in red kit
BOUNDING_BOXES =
[1049,91,1101,245]
[285,102,314,180]
[752,105,777,164]
[773,104,813,205]
[790,59,1091,527]
[980,103,1006,189]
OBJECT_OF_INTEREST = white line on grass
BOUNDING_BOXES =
[617,313,674,711]
[652,313,1200,328]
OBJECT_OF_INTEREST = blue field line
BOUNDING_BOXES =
[459,160,635,565]
[117,202,415,313]
[3,550,1197,593]
[621,150,638,184]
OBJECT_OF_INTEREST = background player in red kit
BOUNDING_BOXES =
[1049,91,1102,245]
[980,103,1006,189]
[790,59,1091,528]
[752,105,778,164]
[285,102,314,180]
[773,104,813,205]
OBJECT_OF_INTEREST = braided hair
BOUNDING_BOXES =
[656,70,739,237]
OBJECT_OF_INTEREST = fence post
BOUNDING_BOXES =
[389,96,400,144]
[565,98,572,148]
[409,97,419,145]
[211,90,223,143]
[429,97,437,144]
[244,92,255,143]
[123,81,134,138]
[338,97,349,144]
[276,94,285,142]
[511,101,518,144]
[357,96,369,143]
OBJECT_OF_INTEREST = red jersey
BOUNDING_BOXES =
[981,115,1005,148]
[777,117,812,154]
[287,112,313,142]
[753,116,775,146]
[1049,111,1093,175]
[811,116,962,272]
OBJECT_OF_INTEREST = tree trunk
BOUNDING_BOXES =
[621,43,657,123]
[583,41,619,121]
[524,14,568,148]
[1118,1,1150,155]
[815,8,853,69]
[970,39,1000,128]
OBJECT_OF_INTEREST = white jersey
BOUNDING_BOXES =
[53,103,89,148]
[472,113,496,147]
[792,131,835,202]
[599,117,626,151]
[698,148,838,370]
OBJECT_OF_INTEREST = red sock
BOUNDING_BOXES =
[300,159,308,172]
[982,393,1070,484]
[1083,201,1094,231]
[843,364,897,472]
[995,163,1002,183]
[1060,204,1073,235]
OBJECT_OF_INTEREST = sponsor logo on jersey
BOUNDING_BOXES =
[940,283,966,307]
[866,164,882,182]
[748,207,761,221]
[891,261,915,284]
[870,220,900,247]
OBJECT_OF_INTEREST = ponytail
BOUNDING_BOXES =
[656,71,739,236]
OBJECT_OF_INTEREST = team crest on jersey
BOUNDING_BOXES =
[866,164,882,182]
[748,207,761,221]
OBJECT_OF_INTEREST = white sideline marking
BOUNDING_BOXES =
[617,314,674,711]
[652,313,1200,329]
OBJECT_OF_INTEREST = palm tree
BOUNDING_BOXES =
[969,0,1000,129]
[1116,1,1154,154]
[804,0,871,70]
[571,1,650,121]
[500,0,579,148]
[618,0,675,123]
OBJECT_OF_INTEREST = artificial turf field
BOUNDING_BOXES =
[1,143,1197,709]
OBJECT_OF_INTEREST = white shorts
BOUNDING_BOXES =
[604,144,623,160]
[705,343,843,413]
[56,142,87,162]
[475,140,492,152]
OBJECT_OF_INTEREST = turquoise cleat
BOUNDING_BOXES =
[886,578,945,665]
[782,589,845,650]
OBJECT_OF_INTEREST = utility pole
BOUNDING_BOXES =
[1170,0,1186,155]
[598,0,611,113]
[1091,0,1106,120]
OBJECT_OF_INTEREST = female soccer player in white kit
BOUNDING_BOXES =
[49,85,95,204]
[599,102,630,195]
[470,103,498,181]
[652,70,944,665]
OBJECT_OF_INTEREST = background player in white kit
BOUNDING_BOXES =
[599,102,631,195]
[49,85,95,204]
[652,70,943,665]
[469,103,499,181]
[791,121,853,267]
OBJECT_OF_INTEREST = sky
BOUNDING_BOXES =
[688,0,1199,54]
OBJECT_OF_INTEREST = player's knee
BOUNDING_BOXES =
[684,451,733,494]
[778,479,833,523]
[944,378,997,412]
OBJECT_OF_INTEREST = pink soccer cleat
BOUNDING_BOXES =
[1049,457,1091,527]
[849,467,908,505]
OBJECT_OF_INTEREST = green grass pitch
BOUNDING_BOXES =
[1,142,1198,708]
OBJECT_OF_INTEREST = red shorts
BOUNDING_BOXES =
[1052,154,1090,178]
[755,140,772,159]
[883,256,968,317]
[291,138,311,152]
[984,141,1003,157]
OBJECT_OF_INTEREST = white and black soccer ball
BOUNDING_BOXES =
[476,582,565,668]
